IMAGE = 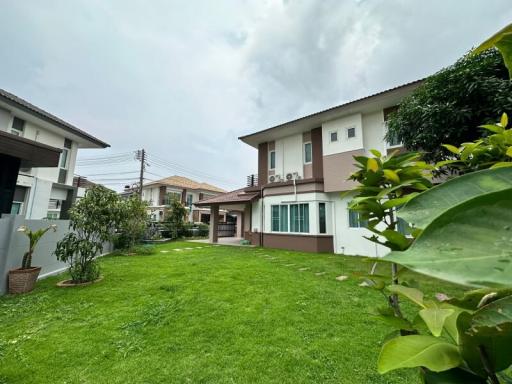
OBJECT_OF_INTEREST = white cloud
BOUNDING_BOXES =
[0,0,511,191]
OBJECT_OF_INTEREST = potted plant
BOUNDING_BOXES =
[8,224,57,294]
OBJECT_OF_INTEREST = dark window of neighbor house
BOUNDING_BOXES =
[269,150,276,170]
[186,193,193,207]
[330,131,338,142]
[319,202,326,234]
[11,117,25,136]
[304,142,312,164]
[347,127,356,139]
[348,209,368,228]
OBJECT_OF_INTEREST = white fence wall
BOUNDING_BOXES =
[0,215,112,295]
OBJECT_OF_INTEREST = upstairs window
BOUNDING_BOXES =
[347,127,356,139]
[304,142,312,164]
[330,131,338,142]
[269,150,276,170]
[387,131,402,147]
[186,193,193,207]
[11,117,25,136]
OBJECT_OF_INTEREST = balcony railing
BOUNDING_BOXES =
[246,174,258,187]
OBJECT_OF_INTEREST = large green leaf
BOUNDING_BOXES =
[457,312,512,377]
[470,295,512,329]
[385,189,512,287]
[419,306,455,337]
[378,335,461,374]
[387,285,425,307]
[398,167,512,229]
[446,287,512,310]
[496,34,512,78]
[473,23,512,54]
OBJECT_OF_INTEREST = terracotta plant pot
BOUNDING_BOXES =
[8,267,41,294]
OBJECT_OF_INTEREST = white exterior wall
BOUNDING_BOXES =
[272,134,304,180]
[322,113,363,155]
[362,111,386,155]
[330,193,388,257]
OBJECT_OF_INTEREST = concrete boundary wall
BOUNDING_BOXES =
[0,214,112,295]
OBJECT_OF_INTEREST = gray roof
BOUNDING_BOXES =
[0,88,109,148]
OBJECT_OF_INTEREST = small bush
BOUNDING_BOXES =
[111,244,156,256]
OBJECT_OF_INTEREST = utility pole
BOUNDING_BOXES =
[136,149,146,200]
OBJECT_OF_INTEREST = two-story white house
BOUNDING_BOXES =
[0,88,109,219]
[196,80,422,256]
[141,175,226,223]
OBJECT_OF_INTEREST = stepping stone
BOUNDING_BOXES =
[299,267,310,271]
[184,247,194,250]
[336,275,349,281]
[173,249,183,251]
[315,272,326,276]
[160,250,169,253]
[285,264,295,267]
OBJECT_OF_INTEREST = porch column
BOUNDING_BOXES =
[209,205,219,243]
[234,211,243,238]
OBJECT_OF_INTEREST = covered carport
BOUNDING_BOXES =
[195,188,260,244]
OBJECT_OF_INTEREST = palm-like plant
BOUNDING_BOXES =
[17,224,57,269]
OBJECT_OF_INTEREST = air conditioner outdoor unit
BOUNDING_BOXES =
[270,175,283,183]
[286,172,301,181]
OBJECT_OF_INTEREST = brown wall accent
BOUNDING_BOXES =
[245,231,261,246]
[302,131,311,142]
[262,181,324,196]
[199,192,204,201]
[258,142,268,186]
[303,163,312,178]
[181,189,187,204]
[192,210,200,222]
[268,141,275,151]
[323,149,365,192]
[159,186,166,205]
[261,233,334,253]
[383,105,399,121]
[311,127,323,179]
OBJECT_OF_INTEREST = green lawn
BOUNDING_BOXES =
[0,242,463,384]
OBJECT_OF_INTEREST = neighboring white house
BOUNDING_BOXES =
[196,80,422,257]
[141,175,226,223]
[0,88,109,219]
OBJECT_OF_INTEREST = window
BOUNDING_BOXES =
[303,142,312,164]
[11,202,22,215]
[347,127,356,139]
[330,131,338,142]
[186,193,193,207]
[348,209,367,228]
[319,203,326,234]
[290,203,309,233]
[271,205,288,232]
[164,192,181,205]
[397,217,410,235]
[59,148,69,169]
[10,117,25,136]
[269,150,276,170]
[387,132,401,147]
[47,212,59,220]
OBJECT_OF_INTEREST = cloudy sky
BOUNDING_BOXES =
[1,0,511,191]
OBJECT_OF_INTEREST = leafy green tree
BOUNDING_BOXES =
[116,197,149,249]
[163,194,187,239]
[55,186,122,283]
[386,49,512,163]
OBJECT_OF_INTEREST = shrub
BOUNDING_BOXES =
[55,186,121,283]
[116,197,149,249]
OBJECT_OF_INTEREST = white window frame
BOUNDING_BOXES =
[329,130,338,143]
[270,203,310,234]
[348,209,367,229]
[303,142,312,164]
[10,117,25,136]
[269,150,276,170]
[346,127,356,139]
[59,148,70,170]
[384,122,402,148]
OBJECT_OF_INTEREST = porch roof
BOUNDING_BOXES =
[0,130,61,167]
[195,188,260,207]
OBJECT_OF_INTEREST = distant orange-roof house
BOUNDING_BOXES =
[141,175,227,223]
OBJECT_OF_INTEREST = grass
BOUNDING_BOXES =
[0,241,464,384]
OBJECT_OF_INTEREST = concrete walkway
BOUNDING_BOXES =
[188,237,253,247]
